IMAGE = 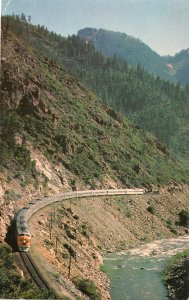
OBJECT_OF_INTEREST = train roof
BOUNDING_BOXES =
[17,226,31,235]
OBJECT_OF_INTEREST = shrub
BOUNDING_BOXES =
[178,210,189,227]
[125,210,132,218]
[14,144,31,168]
[73,277,101,300]
[44,239,54,247]
[63,243,75,258]
[147,205,156,215]
[80,223,89,238]
[66,207,73,214]
[62,252,69,259]
[166,219,173,227]
[64,224,76,239]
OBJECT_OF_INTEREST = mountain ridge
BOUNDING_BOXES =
[78,27,189,84]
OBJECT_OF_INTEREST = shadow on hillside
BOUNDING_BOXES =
[5,219,18,252]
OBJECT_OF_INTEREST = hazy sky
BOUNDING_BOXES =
[1,0,189,55]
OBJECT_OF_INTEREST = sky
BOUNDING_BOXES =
[1,0,189,56]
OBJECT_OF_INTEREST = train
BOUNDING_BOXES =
[16,207,31,251]
[15,189,145,252]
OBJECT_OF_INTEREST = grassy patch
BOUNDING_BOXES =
[100,264,107,274]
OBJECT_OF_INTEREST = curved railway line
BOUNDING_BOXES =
[17,188,146,290]
[20,252,50,290]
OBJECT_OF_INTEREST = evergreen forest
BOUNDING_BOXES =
[2,15,189,161]
[78,28,189,85]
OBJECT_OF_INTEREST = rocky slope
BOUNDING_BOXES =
[28,191,189,299]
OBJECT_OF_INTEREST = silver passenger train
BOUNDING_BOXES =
[16,189,145,251]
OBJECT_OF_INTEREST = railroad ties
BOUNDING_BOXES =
[20,252,49,290]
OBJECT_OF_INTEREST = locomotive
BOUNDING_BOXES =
[16,208,31,251]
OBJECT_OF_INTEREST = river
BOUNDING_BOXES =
[104,236,189,300]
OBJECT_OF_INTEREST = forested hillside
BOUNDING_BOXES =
[163,49,189,84]
[78,27,169,79]
[2,15,189,161]
[78,27,189,85]
[2,16,189,190]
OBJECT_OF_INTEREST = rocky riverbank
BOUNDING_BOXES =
[162,249,189,300]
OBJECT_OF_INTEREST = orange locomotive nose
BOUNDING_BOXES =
[17,235,31,248]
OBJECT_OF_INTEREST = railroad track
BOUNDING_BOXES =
[20,251,49,290]
[18,189,146,290]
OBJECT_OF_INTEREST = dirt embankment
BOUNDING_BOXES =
[28,190,189,300]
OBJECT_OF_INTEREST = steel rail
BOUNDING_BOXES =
[20,252,50,290]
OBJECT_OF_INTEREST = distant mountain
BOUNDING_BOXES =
[77,28,169,79]
[78,28,189,84]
